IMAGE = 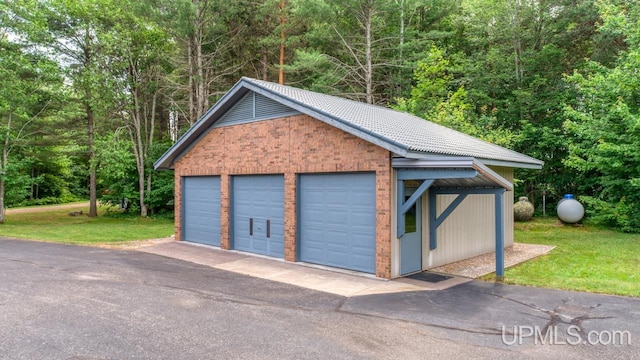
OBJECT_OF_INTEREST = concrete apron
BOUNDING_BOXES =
[136,241,471,297]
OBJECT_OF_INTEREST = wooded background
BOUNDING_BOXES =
[1,0,639,231]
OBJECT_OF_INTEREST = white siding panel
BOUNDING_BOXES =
[427,166,515,268]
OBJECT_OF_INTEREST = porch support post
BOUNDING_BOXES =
[429,190,437,250]
[495,189,505,281]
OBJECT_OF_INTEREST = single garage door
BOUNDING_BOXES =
[232,175,285,257]
[299,173,376,273]
[182,176,221,246]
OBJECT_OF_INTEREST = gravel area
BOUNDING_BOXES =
[430,243,556,278]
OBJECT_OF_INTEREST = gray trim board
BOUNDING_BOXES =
[477,158,543,170]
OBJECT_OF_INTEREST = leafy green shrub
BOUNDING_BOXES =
[146,169,174,215]
[579,196,640,233]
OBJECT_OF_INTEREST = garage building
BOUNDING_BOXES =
[154,78,543,279]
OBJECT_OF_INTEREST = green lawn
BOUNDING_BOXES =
[484,217,640,297]
[0,203,174,244]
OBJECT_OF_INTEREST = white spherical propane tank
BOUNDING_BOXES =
[557,194,584,224]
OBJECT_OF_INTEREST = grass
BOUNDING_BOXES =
[0,203,174,245]
[483,217,640,297]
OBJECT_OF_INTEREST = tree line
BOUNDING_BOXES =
[1,0,638,231]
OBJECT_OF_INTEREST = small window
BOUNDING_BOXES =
[404,195,417,233]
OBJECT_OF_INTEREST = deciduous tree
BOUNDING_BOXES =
[0,40,64,222]
[563,0,640,231]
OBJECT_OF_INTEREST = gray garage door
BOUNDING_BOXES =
[182,176,221,246]
[299,173,376,273]
[232,175,285,257]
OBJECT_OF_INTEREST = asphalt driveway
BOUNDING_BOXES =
[0,238,638,359]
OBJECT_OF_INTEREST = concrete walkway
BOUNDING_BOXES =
[137,241,471,297]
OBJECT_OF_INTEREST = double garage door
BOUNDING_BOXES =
[181,173,376,273]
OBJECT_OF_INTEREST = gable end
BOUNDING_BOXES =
[215,91,301,128]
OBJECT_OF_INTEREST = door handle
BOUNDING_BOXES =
[266,219,270,238]
[249,218,253,236]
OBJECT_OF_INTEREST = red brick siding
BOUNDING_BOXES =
[283,173,297,261]
[174,114,393,278]
[219,174,230,250]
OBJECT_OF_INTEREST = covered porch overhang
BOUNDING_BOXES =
[393,157,513,280]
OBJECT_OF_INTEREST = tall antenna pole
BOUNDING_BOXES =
[279,0,286,84]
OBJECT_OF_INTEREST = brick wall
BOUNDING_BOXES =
[174,114,393,278]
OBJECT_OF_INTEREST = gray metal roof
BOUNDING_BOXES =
[155,77,543,170]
